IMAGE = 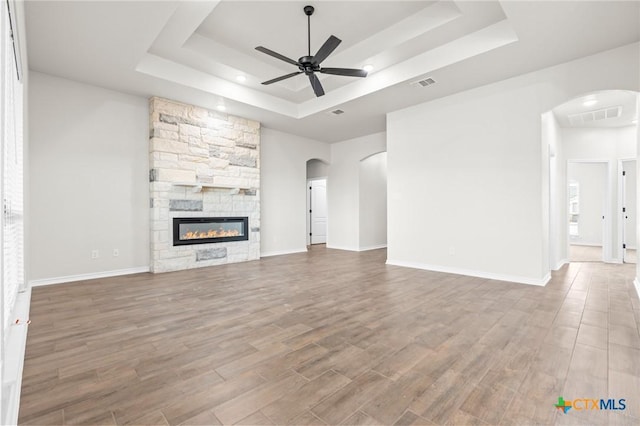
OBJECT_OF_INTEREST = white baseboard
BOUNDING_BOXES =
[265,245,386,254]
[386,259,550,286]
[326,245,388,252]
[325,245,360,252]
[553,259,569,270]
[357,244,388,252]
[2,288,31,426]
[29,266,150,287]
[634,278,640,300]
[569,242,603,247]
[260,248,307,257]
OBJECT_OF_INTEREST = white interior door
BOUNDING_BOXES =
[309,179,327,244]
[622,160,637,263]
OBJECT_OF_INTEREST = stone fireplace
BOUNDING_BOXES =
[149,97,260,273]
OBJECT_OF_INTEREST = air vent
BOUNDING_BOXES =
[568,106,622,126]
[410,77,436,88]
[331,109,345,115]
[605,107,621,118]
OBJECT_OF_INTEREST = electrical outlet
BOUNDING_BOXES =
[113,249,119,257]
[91,249,99,259]
[449,247,455,256]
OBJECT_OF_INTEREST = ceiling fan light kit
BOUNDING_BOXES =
[256,5,368,97]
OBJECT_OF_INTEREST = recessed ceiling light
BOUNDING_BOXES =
[583,99,597,107]
[217,105,226,112]
[236,75,246,83]
[363,64,373,72]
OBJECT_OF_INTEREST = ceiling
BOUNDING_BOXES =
[24,1,640,143]
[553,91,638,129]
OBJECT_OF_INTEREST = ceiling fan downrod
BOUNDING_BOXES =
[304,5,314,57]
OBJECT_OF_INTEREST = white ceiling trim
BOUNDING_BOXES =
[183,33,305,93]
[24,0,640,142]
[297,19,519,117]
[136,53,298,116]
[150,0,464,98]
[148,1,220,52]
[324,1,462,75]
[137,19,518,119]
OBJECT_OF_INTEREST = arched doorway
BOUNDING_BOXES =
[545,90,639,268]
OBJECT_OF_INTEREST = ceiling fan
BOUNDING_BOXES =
[255,5,368,97]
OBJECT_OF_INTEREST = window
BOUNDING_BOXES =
[569,181,579,237]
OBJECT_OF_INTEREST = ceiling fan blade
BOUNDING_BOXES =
[320,68,368,78]
[255,46,300,66]
[311,35,341,65]
[308,73,325,97]
[261,71,303,85]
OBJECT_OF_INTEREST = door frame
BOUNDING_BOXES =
[306,177,328,246]
[566,159,612,263]
[618,158,637,263]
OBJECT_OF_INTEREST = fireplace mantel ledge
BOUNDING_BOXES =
[171,182,256,193]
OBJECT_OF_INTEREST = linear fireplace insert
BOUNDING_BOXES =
[173,217,249,246]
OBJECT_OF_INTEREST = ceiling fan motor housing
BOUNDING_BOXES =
[298,56,319,74]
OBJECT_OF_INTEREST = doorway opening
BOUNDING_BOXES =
[620,159,637,263]
[306,159,329,246]
[567,161,609,262]
[546,90,638,269]
[359,152,387,251]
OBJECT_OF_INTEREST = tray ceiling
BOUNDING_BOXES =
[25,1,640,142]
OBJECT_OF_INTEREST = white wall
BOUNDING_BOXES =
[261,127,329,256]
[388,82,546,283]
[562,126,636,159]
[327,132,386,251]
[545,111,567,269]
[636,98,640,295]
[359,152,387,250]
[568,162,607,246]
[28,72,150,282]
[387,42,639,285]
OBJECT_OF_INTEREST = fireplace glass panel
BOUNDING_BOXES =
[173,217,249,246]
[179,222,244,241]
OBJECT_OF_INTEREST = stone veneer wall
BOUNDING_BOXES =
[149,97,260,272]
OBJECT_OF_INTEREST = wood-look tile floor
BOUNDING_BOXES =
[569,245,637,264]
[19,247,640,425]
[569,244,602,262]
